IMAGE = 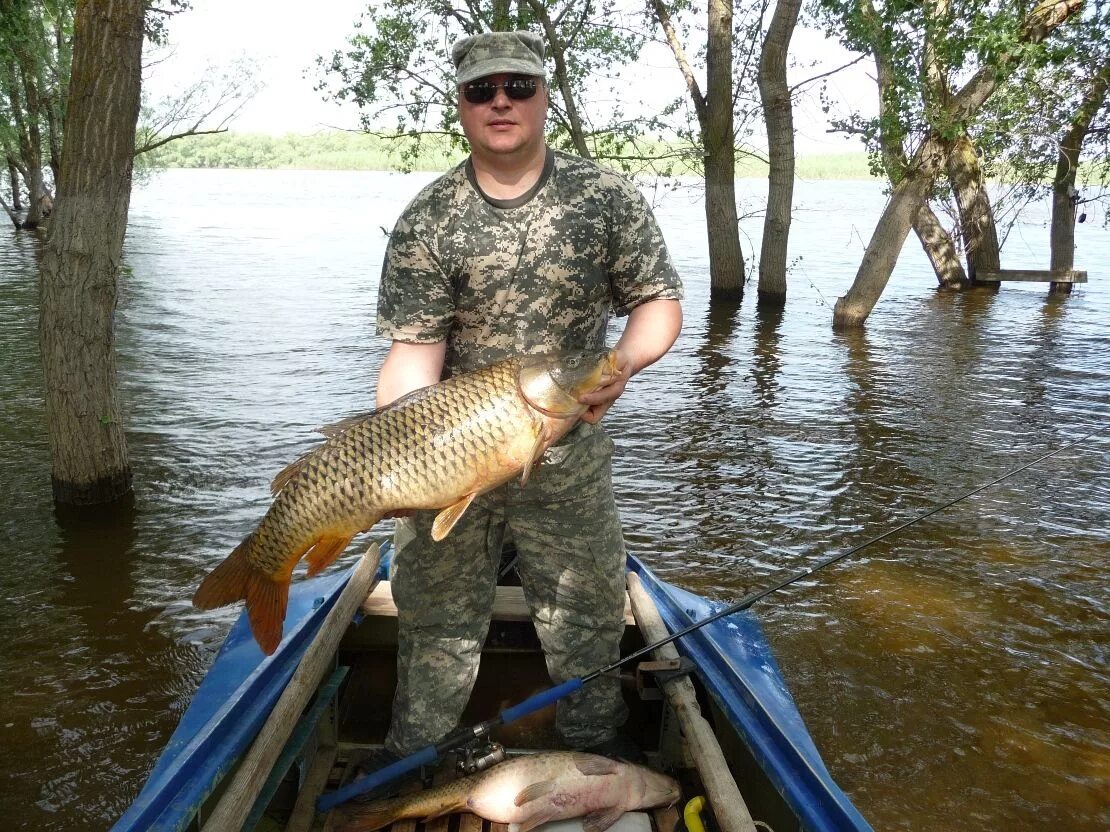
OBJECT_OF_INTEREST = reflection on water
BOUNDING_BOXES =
[1,170,1107,830]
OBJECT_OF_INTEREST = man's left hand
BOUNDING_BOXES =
[578,349,632,424]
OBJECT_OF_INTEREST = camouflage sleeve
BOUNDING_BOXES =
[376,208,455,344]
[607,181,683,316]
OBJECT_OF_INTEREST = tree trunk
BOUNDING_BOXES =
[7,159,21,211]
[526,0,592,158]
[705,0,744,300]
[38,0,144,505]
[946,134,1000,281]
[863,0,967,290]
[1050,60,1110,289]
[833,136,947,328]
[5,70,45,229]
[757,0,801,307]
[913,203,967,289]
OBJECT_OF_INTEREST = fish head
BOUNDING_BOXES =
[517,349,619,417]
[635,765,682,808]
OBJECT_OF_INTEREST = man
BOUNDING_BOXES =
[374,30,683,764]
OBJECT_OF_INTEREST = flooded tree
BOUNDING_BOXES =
[980,0,1110,276]
[0,0,72,229]
[825,0,967,289]
[38,0,145,504]
[649,0,748,301]
[820,0,1085,328]
[1050,65,1110,271]
[756,0,802,305]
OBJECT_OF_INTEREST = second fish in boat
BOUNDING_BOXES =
[334,751,681,832]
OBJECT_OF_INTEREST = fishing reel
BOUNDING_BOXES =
[456,741,506,775]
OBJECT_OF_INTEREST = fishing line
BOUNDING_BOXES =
[318,426,1102,811]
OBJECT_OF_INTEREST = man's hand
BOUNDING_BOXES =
[578,349,632,424]
[575,298,683,424]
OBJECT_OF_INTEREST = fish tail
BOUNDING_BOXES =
[193,533,290,655]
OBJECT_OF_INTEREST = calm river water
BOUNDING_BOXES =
[1,169,1107,830]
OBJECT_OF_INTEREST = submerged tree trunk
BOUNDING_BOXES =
[863,0,967,290]
[704,0,744,300]
[8,160,22,211]
[914,203,967,289]
[757,0,801,306]
[651,0,745,301]
[946,134,1000,281]
[833,136,948,328]
[1050,61,1110,276]
[39,0,144,505]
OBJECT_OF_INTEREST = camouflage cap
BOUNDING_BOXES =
[451,31,546,86]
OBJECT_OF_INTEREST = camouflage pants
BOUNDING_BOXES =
[385,423,629,754]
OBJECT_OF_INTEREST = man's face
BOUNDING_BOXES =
[458,73,547,161]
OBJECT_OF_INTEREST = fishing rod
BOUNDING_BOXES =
[317,428,1099,812]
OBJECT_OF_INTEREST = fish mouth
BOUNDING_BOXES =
[517,349,619,417]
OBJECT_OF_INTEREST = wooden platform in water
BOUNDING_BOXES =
[976,269,1087,283]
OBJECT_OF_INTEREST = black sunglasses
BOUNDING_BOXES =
[461,76,539,105]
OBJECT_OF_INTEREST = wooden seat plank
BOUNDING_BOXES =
[362,581,635,625]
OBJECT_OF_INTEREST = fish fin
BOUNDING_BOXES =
[513,779,555,807]
[317,410,379,439]
[192,534,255,610]
[574,756,621,776]
[270,451,312,496]
[193,533,290,655]
[515,806,560,832]
[304,535,354,577]
[432,493,477,542]
[583,809,625,832]
[520,427,549,487]
[320,384,441,438]
[245,570,290,655]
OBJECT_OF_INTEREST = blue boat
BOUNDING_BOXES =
[114,544,871,832]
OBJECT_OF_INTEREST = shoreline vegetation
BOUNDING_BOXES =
[140,130,879,180]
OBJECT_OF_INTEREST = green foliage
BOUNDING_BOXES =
[979,0,1110,214]
[314,0,676,174]
[815,0,1102,242]
[0,0,73,217]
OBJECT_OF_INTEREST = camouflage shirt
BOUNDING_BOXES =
[376,149,683,374]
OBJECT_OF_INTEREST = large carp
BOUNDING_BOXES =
[334,751,680,832]
[193,349,619,654]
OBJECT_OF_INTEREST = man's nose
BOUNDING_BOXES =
[490,86,512,107]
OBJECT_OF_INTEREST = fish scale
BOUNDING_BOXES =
[193,349,618,654]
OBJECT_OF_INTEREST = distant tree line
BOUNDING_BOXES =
[144,129,878,179]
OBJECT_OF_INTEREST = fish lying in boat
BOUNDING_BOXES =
[193,349,619,654]
[334,751,680,832]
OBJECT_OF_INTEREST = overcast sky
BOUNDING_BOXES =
[143,0,874,156]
